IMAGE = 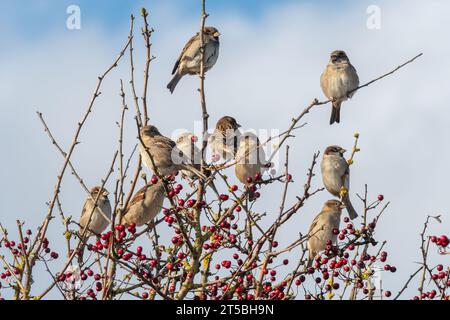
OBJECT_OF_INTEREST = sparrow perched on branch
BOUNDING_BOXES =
[176,132,220,196]
[209,116,242,163]
[139,125,206,180]
[307,199,345,268]
[79,187,112,238]
[321,146,358,220]
[121,181,165,227]
[320,50,359,125]
[175,132,203,179]
[78,187,112,264]
[235,132,267,201]
[167,26,221,93]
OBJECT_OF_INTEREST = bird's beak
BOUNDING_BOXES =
[214,32,221,38]
[236,123,242,128]
[103,191,109,197]
[339,203,346,209]
[340,149,347,154]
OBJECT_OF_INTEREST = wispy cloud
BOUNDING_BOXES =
[0,0,449,298]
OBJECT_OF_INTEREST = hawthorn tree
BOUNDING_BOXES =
[0,3,448,301]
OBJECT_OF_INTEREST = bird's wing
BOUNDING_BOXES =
[346,64,360,98]
[125,185,149,214]
[79,201,89,227]
[205,41,219,65]
[320,66,332,98]
[172,33,199,75]
[308,214,322,238]
[153,136,176,149]
[338,156,350,189]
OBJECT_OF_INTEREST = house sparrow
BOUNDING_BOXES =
[121,181,165,227]
[175,132,202,179]
[167,26,221,93]
[78,187,111,264]
[79,187,112,238]
[209,116,242,163]
[307,199,345,268]
[235,132,267,201]
[320,50,359,125]
[176,132,220,196]
[321,146,358,220]
[139,125,206,180]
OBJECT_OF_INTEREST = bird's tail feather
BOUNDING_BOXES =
[181,164,207,180]
[330,101,341,125]
[343,194,358,220]
[167,73,182,94]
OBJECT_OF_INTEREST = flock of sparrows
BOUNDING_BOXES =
[79,26,362,267]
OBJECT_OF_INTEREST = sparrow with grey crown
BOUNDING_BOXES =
[307,200,345,268]
[78,187,112,264]
[79,187,112,238]
[235,132,267,201]
[321,50,359,125]
[167,27,221,93]
[321,145,358,220]
[209,116,242,163]
[139,125,206,180]
[121,181,165,227]
[175,132,202,179]
[176,132,220,196]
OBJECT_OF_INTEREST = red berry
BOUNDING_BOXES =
[439,235,449,247]
[378,194,384,201]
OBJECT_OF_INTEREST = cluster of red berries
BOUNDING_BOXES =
[431,234,449,249]
[300,212,398,299]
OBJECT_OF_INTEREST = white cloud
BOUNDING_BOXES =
[0,0,449,299]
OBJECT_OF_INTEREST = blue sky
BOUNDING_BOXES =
[1,0,449,300]
[3,0,282,35]
[2,0,362,41]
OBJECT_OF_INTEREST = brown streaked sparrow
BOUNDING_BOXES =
[175,132,202,179]
[139,125,206,180]
[208,116,242,163]
[121,181,165,227]
[321,145,358,220]
[235,132,267,201]
[79,187,112,238]
[320,50,359,125]
[78,187,111,264]
[175,132,220,197]
[307,199,345,268]
[167,26,221,93]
